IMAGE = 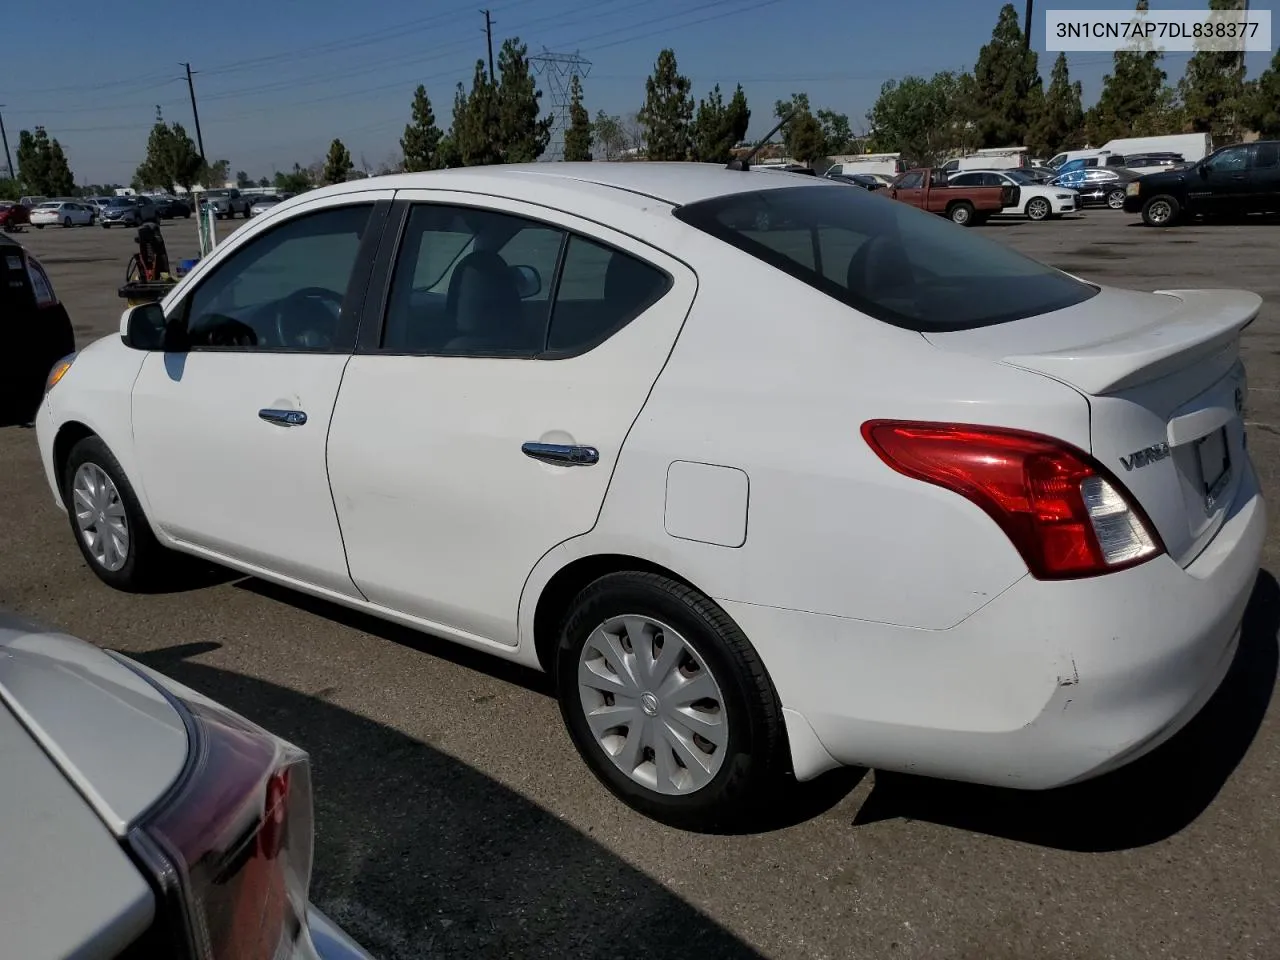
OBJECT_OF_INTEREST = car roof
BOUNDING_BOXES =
[308,162,828,208]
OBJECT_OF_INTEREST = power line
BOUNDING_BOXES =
[531,50,592,159]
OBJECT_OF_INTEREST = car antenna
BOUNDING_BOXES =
[726,110,796,171]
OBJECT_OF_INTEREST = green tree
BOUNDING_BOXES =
[1179,0,1249,142]
[495,38,552,162]
[866,72,975,166]
[1029,53,1085,156]
[972,3,1041,146]
[773,94,843,166]
[322,139,354,184]
[452,63,502,166]
[691,83,750,163]
[16,127,66,196]
[1243,47,1280,138]
[235,170,251,187]
[638,49,693,160]
[274,164,312,194]
[200,158,231,188]
[134,122,203,194]
[816,109,853,154]
[401,84,444,172]
[593,111,626,160]
[258,176,270,188]
[1085,1,1177,143]
[44,139,75,196]
[563,74,593,161]
[0,179,20,201]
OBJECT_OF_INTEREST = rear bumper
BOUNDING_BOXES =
[724,458,1266,789]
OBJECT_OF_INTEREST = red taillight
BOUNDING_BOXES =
[25,254,58,308]
[862,420,1164,579]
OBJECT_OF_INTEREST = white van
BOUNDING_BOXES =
[941,147,1029,173]
[824,153,902,177]
[1100,133,1212,164]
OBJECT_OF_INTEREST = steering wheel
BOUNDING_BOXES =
[274,286,344,349]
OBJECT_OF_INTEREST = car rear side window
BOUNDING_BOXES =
[673,184,1097,332]
[546,235,670,355]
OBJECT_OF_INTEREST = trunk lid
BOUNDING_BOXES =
[925,285,1261,567]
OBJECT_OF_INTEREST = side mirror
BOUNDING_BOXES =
[122,302,167,351]
[510,264,542,299]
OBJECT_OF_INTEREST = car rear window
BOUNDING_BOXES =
[672,184,1097,332]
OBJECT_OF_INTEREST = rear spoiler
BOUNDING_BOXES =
[1002,289,1261,395]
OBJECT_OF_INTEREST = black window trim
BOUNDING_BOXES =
[357,197,675,361]
[167,199,388,355]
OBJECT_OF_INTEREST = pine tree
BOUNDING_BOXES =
[691,85,728,163]
[1084,1,1175,143]
[1244,48,1280,138]
[322,139,354,185]
[401,85,444,172]
[135,122,202,194]
[563,74,593,161]
[726,85,750,148]
[44,138,75,196]
[454,62,502,166]
[17,128,52,195]
[495,38,552,163]
[1029,53,1084,156]
[593,111,626,160]
[1179,0,1249,142]
[638,49,693,160]
[972,3,1041,147]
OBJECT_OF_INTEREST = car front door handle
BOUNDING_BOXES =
[259,408,308,427]
[521,442,599,466]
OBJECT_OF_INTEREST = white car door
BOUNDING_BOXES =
[130,191,394,596]
[326,192,697,645]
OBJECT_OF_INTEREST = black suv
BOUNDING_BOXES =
[1125,140,1280,226]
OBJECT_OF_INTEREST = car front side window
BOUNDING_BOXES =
[179,203,372,352]
[1206,146,1249,173]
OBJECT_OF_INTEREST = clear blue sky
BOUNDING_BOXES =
[3,0,1276,183]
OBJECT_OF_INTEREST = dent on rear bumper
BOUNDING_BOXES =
[726,461,1266,787]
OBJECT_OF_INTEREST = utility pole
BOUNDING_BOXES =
[181,62,206,162]
[0,106,13,181]
[1023,0,1034,49]
[483,9,495,83]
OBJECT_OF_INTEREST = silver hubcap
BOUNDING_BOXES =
[1029,199,1048,219]
[577,615,728,796]
[1109,192,1125,209]
[953,207,969,223]
[1149,200,1171,222]
[72,463,129,572]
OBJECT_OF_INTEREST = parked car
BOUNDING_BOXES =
[1050,166,1139,209]
[0,201,31,232]
[947,169,1078,220]
[249,194,285,216]
[99,197,150,228]
[203,188,252,219]
[826,172,886,191]
[30,200,96,228]
[0,231,75,424]
[888,166,1015,224]
[0,610,373,959]
[19,195,48,209]
[84,196,114,214]
[149,195,191,219]
[36,164,1265,830]
[1125,140,1280,227]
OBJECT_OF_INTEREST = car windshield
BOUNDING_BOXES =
[107,198,134,206]
[673,184,1097,332]
[1004,170,1037,184]
[36,202,60,208]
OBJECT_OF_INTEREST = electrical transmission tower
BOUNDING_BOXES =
[530,49,591,161]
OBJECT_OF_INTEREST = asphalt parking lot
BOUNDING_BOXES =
[3,208,1280,960]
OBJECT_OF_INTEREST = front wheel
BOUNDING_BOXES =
[63,217,72,228]
[555,572,787,831]
[1142,195,1180,227]
[62,436,171,592]
[35,224,44,230]
[1025,197,1051,221]
[948,201,975,226]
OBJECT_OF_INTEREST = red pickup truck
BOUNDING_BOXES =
[887,168,1017,226]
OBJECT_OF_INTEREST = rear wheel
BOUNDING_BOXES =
[1025,197,1051,221]
[948,201,975,226]
[555,572,787,831]
[1142,195,1180,227]
[63,217,72,228]
[62,436,170,592]
[1106,188,1126,210]
[35,224,44,230]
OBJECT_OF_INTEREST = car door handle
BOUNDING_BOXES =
[259,408,308,427]
[521,442,599,466]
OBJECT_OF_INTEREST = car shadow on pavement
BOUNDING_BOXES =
[129,643,766,960]
[852,570,1279,853]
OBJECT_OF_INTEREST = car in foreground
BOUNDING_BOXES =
[30,200,96,228]
[1050,166,1139,209]
[35,163,1266,829]
[0,231,75,424]
[0,611,372,959]
[1125,140,1280,227]
[0,201,31,232]
[249,194,286,216]
[947,168,1078,220]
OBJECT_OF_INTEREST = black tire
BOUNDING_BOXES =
[62,436,170,592]
[63,217,72,228]
[1142,194,1180,227]
[101,223,110,229]
[948,201,975,226]
[35,224,44,230]
[555,572,787,831]
[1025,196,1051,221]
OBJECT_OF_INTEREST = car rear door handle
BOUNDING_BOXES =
[259,408,308,427]
[521,442,599,466]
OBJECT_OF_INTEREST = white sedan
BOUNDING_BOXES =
[35,163,1265,829]
[949,168,1080,220]
[29,200,95,228]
